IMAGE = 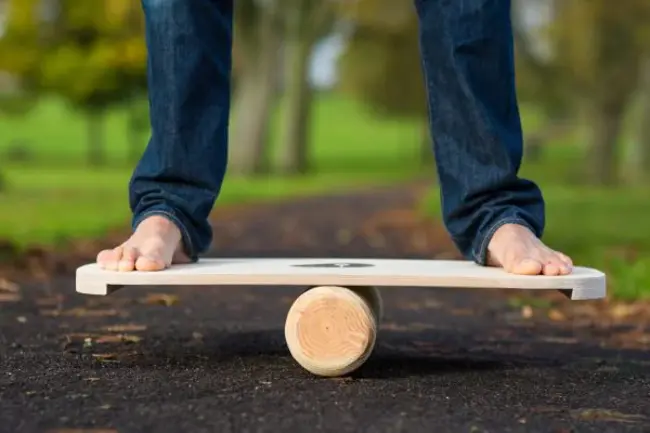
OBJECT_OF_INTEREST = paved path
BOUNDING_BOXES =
[1,184,649,433]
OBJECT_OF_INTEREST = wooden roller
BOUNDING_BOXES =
[284,285,382,377]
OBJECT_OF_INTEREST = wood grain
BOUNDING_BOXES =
[284,285,380,377]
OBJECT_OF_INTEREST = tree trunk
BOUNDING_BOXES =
[627,58,650,183]
[276,0,335,175]
[87,112,105,166]
[586,102,626,186]
[277,10,313,175]
[228,6,282,176]
[639,66,650,173]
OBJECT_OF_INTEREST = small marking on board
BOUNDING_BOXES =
[291,262,375,268]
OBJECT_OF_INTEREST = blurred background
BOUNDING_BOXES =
[0,0,649,300]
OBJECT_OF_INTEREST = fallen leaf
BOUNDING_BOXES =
[102,324,147,332]
[143,294,179,306]
[64,333,97,340]
[95,334,142,344]
[423,299,443,309]
[571,408,647,423]
[608,304,643,320]
[0,293,21,302]
[530,406,563,414]
[548,309,567,321]
[521,305,534,319]
[91,353,118,363]
[0,278,19,293]
[41,308,120,318]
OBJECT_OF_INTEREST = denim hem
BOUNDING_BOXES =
[471,216,538,266]
[132,209,199,262]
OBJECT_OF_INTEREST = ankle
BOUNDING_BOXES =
[138,215,178,230]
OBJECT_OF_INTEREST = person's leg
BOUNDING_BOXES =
[97,0,233,271]
[413,0,572,275]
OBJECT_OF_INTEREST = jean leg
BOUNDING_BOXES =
[413,0,545,264]
[129,0,233,261]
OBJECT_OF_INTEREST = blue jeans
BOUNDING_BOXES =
[130,0,545,265]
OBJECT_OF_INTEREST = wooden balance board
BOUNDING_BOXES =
[75,258,606,377]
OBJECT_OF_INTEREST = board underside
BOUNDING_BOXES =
[75,258,606,300]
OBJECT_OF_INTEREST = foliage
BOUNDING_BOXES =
[0,0,147,112]
[337,0,426,119]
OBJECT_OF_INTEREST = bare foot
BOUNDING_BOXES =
[486,224,573,276]
[96,215,191,272]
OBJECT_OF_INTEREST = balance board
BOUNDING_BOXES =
[75,258,606,377]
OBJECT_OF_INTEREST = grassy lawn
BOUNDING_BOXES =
[422,146,650,301]
[1,167,419,247]
[0,93,424,170]
[0,93,426,248]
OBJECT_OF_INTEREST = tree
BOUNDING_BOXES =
[519,0,650,185]
[275,0,336,175]
[336,0,430,164]
[627,57,650,183]
[512,0,575,162]
[227,0,284,176]
[0,0,148,166]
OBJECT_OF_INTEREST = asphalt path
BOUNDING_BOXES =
[1,184,649,433]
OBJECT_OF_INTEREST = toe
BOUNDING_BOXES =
[544,252,572,275]
[97,246,124,270]
[542,262,562,276]
[135,255,167,272]
[118,247,138,272]
[509,258,544,275]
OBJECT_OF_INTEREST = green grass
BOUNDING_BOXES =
[422,146,650,301]
[0,93,426,248]
[0,93,424,171]
[1,166,418,248]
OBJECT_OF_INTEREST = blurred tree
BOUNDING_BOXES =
[228,0,283,176]
[627,57,650,183]
[512,0,573,163]
[275,0,335,175]
[520,0,650,185]
[336,0,430,165]
[0,0,148,166]
[559,0,650,185]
